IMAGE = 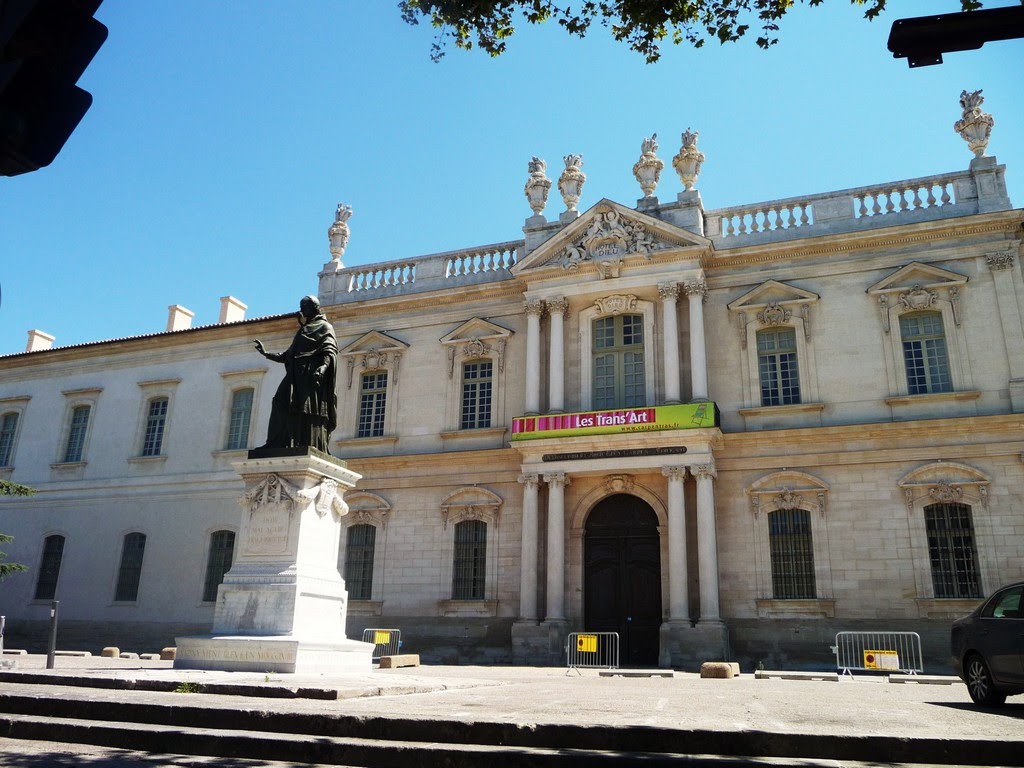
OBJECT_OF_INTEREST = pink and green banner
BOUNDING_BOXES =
[511,403,717,441]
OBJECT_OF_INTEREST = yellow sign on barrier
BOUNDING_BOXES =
[374,631,391,645]
[863,650,899,670]
[577,634,597,653]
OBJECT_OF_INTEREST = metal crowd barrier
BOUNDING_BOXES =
[566,631,619,674]
[831,631,923,676]
[361,628,402,661]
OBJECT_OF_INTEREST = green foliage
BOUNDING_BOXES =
[173,682,202,694]
[0,480,33,580]
[0,480,34,497]
[399,1,985,63]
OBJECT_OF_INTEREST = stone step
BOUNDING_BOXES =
[755,670,840,682]
[598,669,674,678]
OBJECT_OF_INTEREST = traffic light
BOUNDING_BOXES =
[0,0,108,176]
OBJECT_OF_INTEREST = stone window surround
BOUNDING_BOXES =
[747,470,835,618]
[197,524,238,607]
[213,368,267,455]
[52,387,103,470]
[578,295,657,412]
[338,491,391,616]
[0,395,30,474]
[897,461,996,616]
[129,379,181,462]
[29,528,69,604]
[437,486,502,617]
[439,318,513,436]
[337,332,407,448]
[110,528,148,606]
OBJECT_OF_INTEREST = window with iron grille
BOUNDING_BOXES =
[344,524,376,601]
[114,532,147,602]
[357,372,387,438]
[225,388,253,450]
[768,508,816,599]
[452,520,486,600]
[757,328,801,406]
[925,502,981,598]
[202,530,235,602]
[0,412,18,466]
[142,398,168,456]
[900,312,952,395]
[592,314,645,409]
[460,360,493,429]
[33,534,65,601]
[63,405,90,463]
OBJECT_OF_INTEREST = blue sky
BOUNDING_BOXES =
[1,1,1021,356]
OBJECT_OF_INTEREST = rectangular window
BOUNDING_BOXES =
[768,508,816,599]
[757,328,801,406]
[344,524,376,601]
[225,388,254,450]
[0,412,18,466]
[357,372,387,438]
[925,503,981,598]
[900,312,952,395]
[114,532,147,602]
[33,534,65,601]
[460,361,493,429]
[452,520,487,600]
[63,405,91,463]
[142,398,168,456]
[592,314,645,409]
[202,530,235,602]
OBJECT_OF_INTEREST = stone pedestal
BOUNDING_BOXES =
[175,449,374,674]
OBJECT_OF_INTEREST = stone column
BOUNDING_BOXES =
[986,250,1024,411]
[518,473,541,621]
[547,297,568,413]
[662,466,688,621]
[524,299,545,415]
[543,472,570,621]
[684,278,709,401]
[659,283,682,404]
[693,463,721,623]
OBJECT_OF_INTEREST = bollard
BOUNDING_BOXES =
[46,600,59,669]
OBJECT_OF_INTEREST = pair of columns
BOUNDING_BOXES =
[523,279,708,415]
[517,465,721,626]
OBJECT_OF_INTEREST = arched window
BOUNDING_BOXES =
[358,372,388,438]
[900,312,952,395]
[141,398,168,456]
[202,530,235,602]
[768,509,815,599]
[592,314,645,409]
[114,532,147,602]
[0,412,19,466]
[460,360,493,429]
[924,502,981,598]
[757,328,801,406]
[225,388,254,450]
[63,405,91,463]
[452,520,487,600]
[344,524,376,601]
[33,534,65,601]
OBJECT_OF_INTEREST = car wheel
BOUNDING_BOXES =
[965,654,1007,706]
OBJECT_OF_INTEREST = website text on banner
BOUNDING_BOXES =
[511,403,718,441]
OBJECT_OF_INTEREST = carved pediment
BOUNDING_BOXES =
[867,262,968,295]
[441,486,503,528]
[439,318,513,378]
[727,280,819,312]
[343,490,392,528]
[898,462,990,514]
[747,471,829,518]
[340,331,409,388]
[513,199,711,277]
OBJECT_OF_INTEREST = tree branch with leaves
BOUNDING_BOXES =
[0,479,33,581]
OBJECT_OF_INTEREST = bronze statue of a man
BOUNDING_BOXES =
[254,295,338,452]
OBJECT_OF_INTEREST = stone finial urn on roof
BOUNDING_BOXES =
[672,128,705,191]
[328,203,353,262]
[954,89,994,158]
[558,154,586,212]
[632,133,664,199]
[524,157,552,216]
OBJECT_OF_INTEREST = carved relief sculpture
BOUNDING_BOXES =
[594,294,638,316]
[559,207,663,272]
[672,128,705,191]
[954,89,994,158]
[986,248,1015,271]
[524,157,552,216]
[897,285,937,312]
[682,278,707,303]
[757,302,791,326]
[632,133,664,198]
[558,154,586,212]
[328,203,353,262]
[928,481,964,504]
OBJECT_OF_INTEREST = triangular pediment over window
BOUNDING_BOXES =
[727,280,820,313]
[867,262,968,295]
[439,318,513,346]
[513,199,711,277]
[341,331,408,358]
[439,318,513,377]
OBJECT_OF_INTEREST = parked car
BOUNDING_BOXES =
[951,581,1024,706]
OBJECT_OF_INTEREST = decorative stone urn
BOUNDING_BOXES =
[954,89,994,158]
[524,157,552,216]
[328,203,353,262]
[558,154,586,212]
[672,129,705,191]
[632,134,664,198]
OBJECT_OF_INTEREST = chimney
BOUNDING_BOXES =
[166,305,195,332]
[25,329,55,353]
[219,296,247,324]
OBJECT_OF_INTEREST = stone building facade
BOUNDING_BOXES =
[2,101,1022,670]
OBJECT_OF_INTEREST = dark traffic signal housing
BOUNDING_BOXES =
[0,0,107,176]
[888,5,1024,68]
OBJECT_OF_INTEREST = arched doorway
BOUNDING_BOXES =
[584,494,662,666]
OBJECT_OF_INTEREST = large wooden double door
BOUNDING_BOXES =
[583,494,663,667]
